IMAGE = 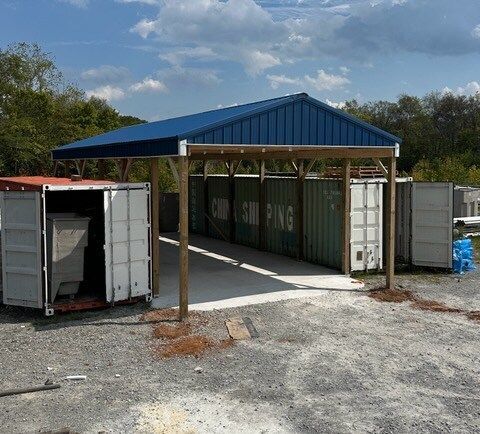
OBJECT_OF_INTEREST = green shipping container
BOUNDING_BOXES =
[188,175,343,271]
[189,175,205,234]
[265,177,297,257]
[303,179,342,269]
[207,176,230,240]
[234,176,260,248]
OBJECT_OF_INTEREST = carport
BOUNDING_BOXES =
[52,93,402,319]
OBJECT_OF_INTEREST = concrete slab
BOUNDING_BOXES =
[152,233,364,311]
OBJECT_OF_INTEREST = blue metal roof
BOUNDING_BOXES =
[52,93,402,160]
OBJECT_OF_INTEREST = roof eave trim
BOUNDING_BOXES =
[51,136,179,160]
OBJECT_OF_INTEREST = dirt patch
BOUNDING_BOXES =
[368,287,479,323]
[368,288,414,303]
[143,308,234,359]
[156,336,234,359]
[466,311,480,322]
[411,299,462,313]
[153,323,192,340]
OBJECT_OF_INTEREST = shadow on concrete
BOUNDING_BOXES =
[153,233,364,310]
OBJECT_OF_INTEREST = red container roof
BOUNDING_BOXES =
[0,176,114,191]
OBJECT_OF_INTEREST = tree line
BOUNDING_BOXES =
[1,42,479,188]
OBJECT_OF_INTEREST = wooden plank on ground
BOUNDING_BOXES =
[225,317,251,340]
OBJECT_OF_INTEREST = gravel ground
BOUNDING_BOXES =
[1,270,480,433]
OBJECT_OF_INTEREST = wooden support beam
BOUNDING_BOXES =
[296,159,304,261]
[53,161,59,177]
[150,158,160,297]
[290,160,298,173]
[373,157,389,178]
[123,158,132,182]
[386,156,396,290]
[167,157,179,186]
[97,160,106,180]
[228,160,236,243]
[178,155,189,319]
[259,160,266,250]
[301,159,317,181]
[74,160,86,178]
[232,160,242,176]
[189,145,395,161]
[63,161,70,177]
[342,159,351,274]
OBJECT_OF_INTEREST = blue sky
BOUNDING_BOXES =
[1,0,479,121]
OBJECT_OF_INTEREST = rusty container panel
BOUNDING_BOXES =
[234,176,260,248]
[303,179,342,270]
[265,177,297,257]
[189,175,205,234]
[207,176,230,240]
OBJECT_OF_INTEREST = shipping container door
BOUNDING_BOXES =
[350,182,383,271]
[411,182,453,268]
[104,188,151,302]
[0,191,43,308]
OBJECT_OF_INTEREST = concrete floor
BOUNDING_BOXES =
[152,233,364,310]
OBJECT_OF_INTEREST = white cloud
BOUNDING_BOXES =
[325,99,346,109]
[339,66,350,75]
[304,69,351,91]
[130,0,286,75]
[129,78,167,93]
[267,74,301,89]
[159,46,219,66]
[132,19,157,39]
[116,0,159,5]
[80,65,131,83]
[472,24,480,39]
[126,0,480,77]
[57,0,89,7]
[241,50,281,76]
[86,85,125,101]
[158,66,222,87]
[443,81,480,97]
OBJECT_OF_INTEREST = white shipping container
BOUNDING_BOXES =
[350,181,383,272]
[0,178,152,315]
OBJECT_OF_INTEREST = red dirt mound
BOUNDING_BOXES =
[368,288,414,303]
[155,335,234,359]
[411,299,462,313]
[153,323,191,339]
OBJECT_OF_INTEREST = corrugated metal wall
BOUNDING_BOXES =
[265,178,297,257]
[304,179,342,269]
[207,176,229,240]
[235,176,259,248]
[189,175,344,269]
[189,176,204,234]
[188,98,397,148]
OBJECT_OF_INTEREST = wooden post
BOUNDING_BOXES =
[342,159,351,274]
[259,160,266,250]
[97,160,106,180]
[178,154,189,319]
[150,158,160,297]
[296,159,304,261]
[386,156,396,290]
[228,160,235,243]
[203,161,209,236]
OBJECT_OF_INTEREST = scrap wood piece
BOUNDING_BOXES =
[242,317,259,338]
[226,317,250,340]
